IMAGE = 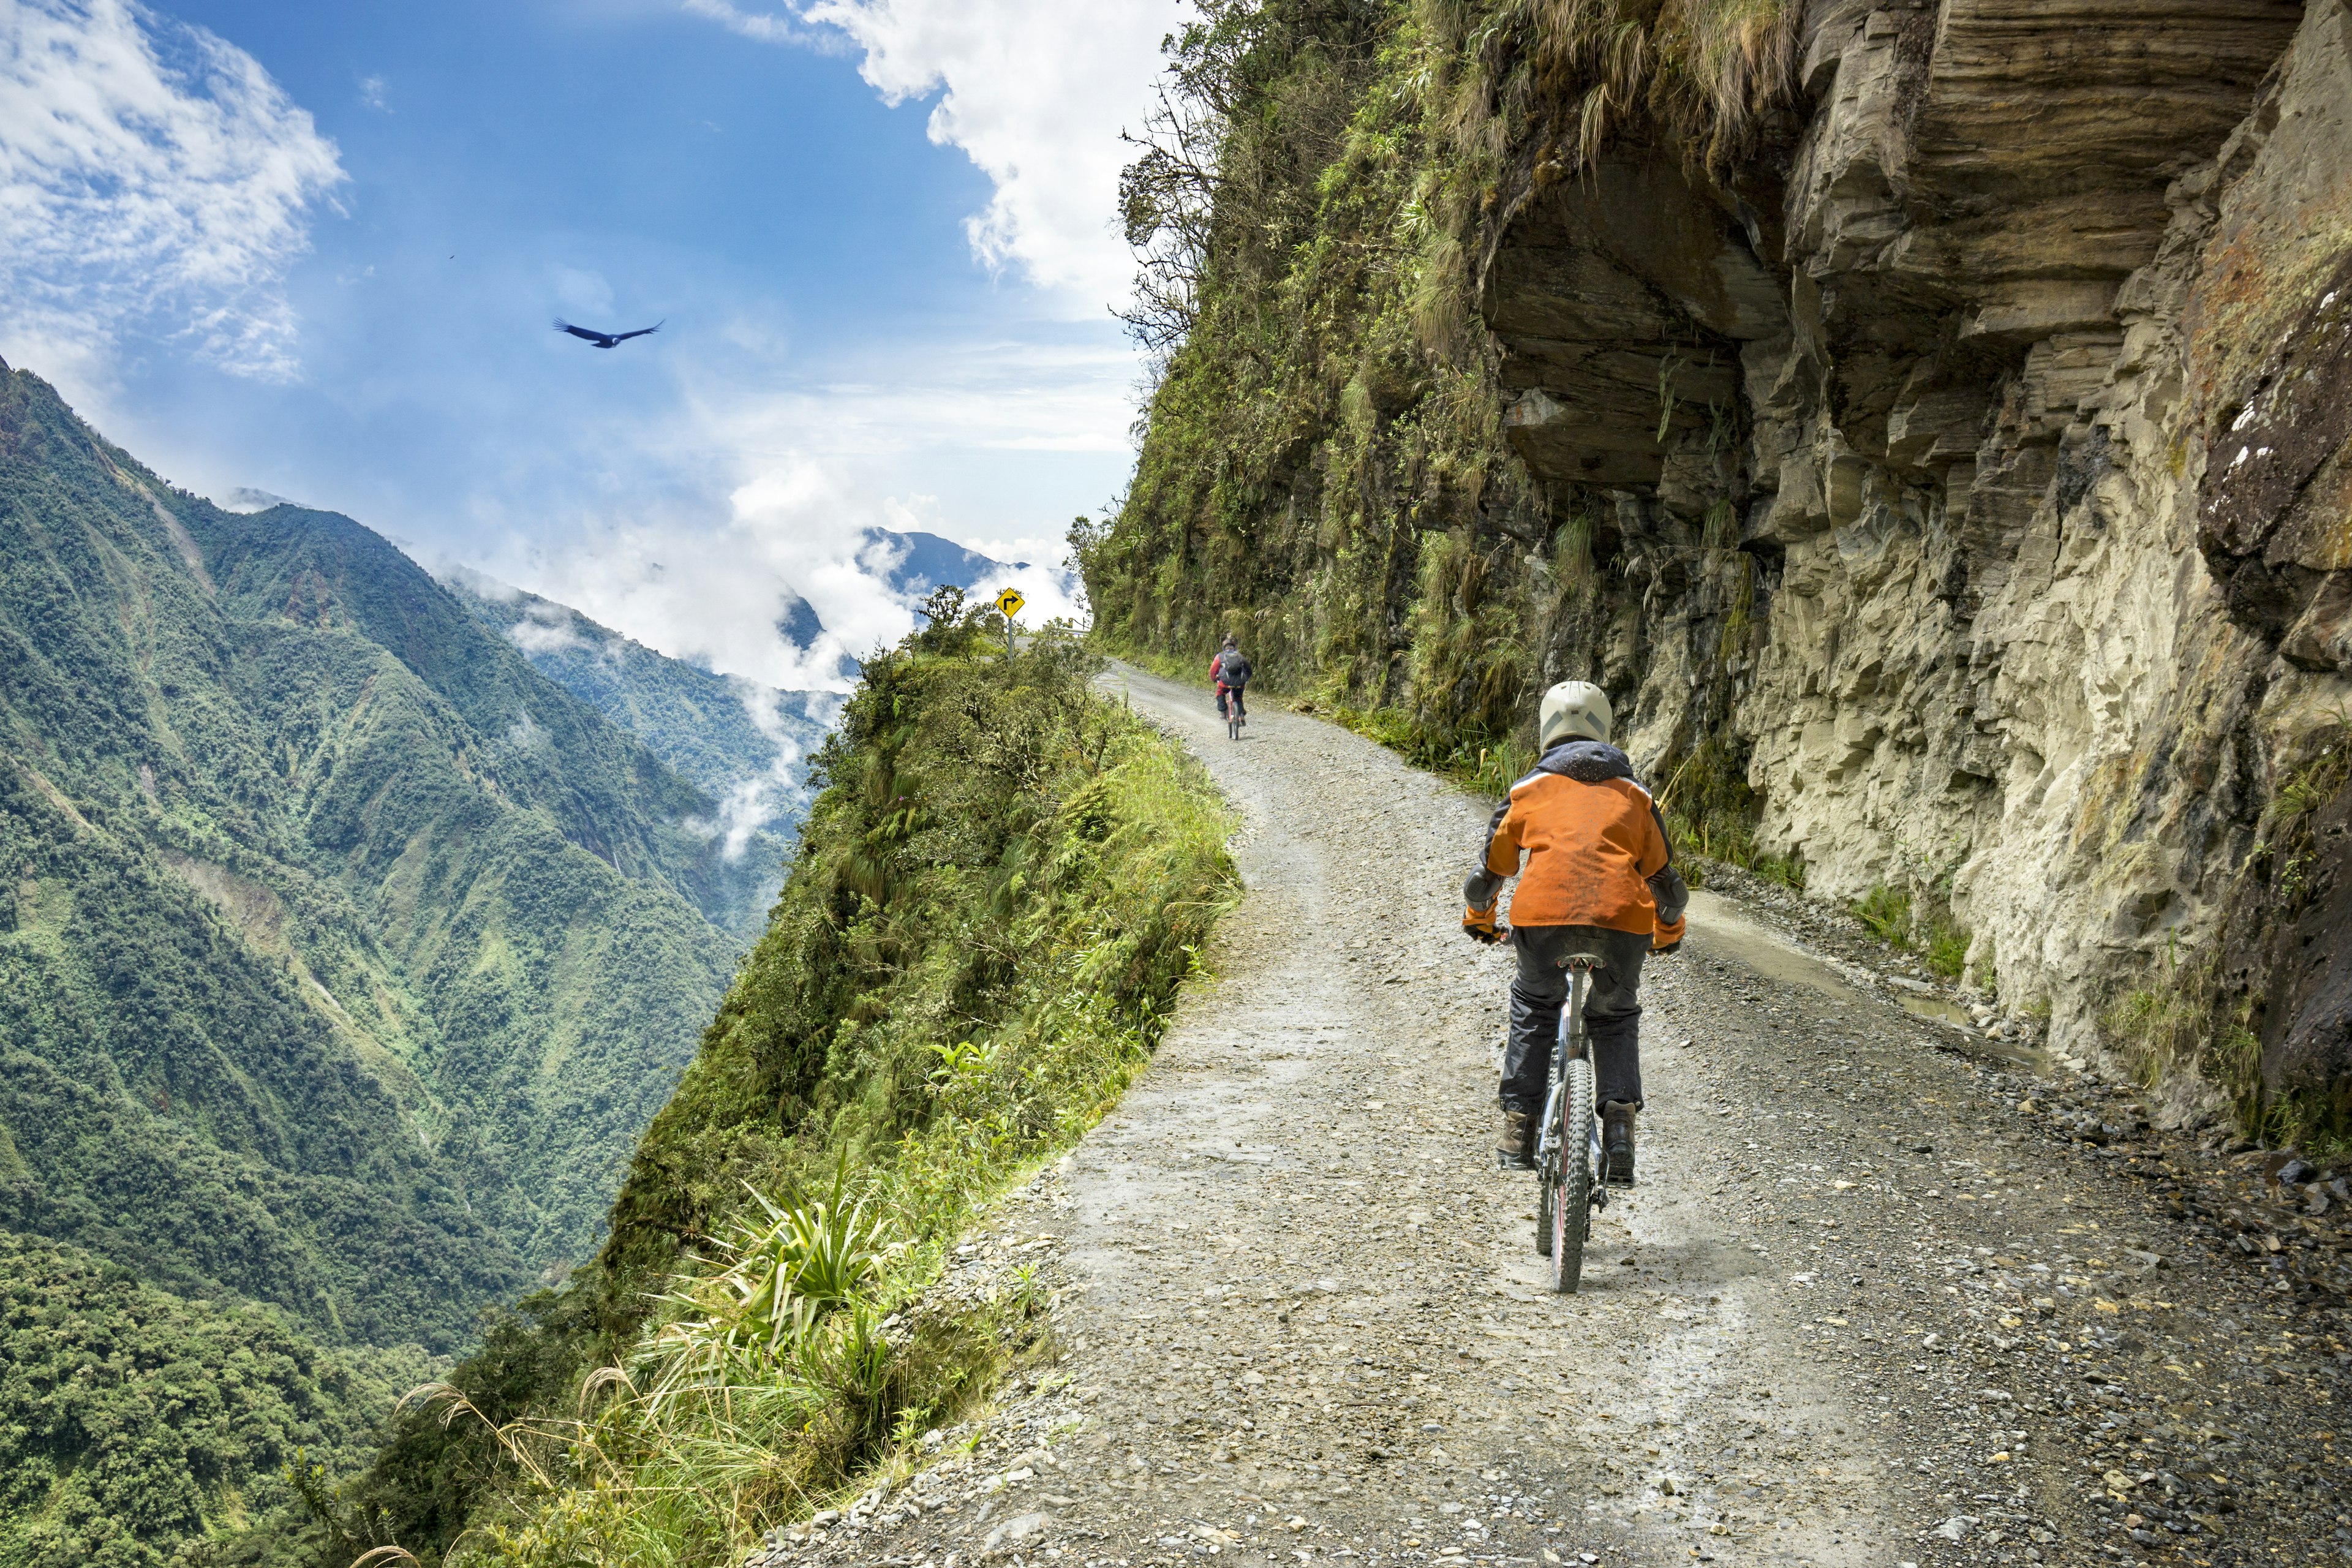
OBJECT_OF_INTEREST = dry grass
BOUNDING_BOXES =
[1528,0,1800,171]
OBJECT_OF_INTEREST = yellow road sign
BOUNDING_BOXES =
[995,587,1025,619]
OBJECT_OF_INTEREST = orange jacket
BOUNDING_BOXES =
[1466,741,1687,945]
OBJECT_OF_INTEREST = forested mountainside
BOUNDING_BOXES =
[446,575,834,934]
[0,361,754,1562]
[297,607,1234,1568]
[1085,0,2352,1148]
[0,1230,432,1566]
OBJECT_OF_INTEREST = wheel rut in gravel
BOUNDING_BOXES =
[758,663,2352,1568]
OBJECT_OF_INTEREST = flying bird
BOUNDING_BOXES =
[554,318,662,349]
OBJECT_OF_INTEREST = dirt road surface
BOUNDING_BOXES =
[754,664,2351,1568]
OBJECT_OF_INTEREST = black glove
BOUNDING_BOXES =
[1463,904,1503,944]
[1651,910,1686,956]
[1648,866,1690,927]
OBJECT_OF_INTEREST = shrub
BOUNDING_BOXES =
[1850,884,1912,948]
[1922,919,1969,980]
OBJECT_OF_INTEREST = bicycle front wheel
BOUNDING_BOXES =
[1548,1057,1593,1293]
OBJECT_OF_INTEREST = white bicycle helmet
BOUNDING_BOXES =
[1537,680,1613,749]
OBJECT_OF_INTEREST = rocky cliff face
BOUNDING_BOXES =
[1487,0,2351,1114]
[1091,0,2352,1136]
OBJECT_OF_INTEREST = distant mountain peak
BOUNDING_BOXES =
[865,527,1031,597]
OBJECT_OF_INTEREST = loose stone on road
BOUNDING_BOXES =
[753,663,2351,1568]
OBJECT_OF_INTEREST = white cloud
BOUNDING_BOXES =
[506,599,594,657]
[357,73,388,111]
[960,544,1085,627]
[680,0,829,48]
[467,326,1119,690]
[480,442,1087,699]
[222,484,299,511]
[689,0,1189,311]
[703,677,839,859]
[687,331,1138,458]
[0,0,345,382]
[484,456,900,695]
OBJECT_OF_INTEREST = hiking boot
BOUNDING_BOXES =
[1602,1101,1637,1186]
[1497,1109,1536,1170]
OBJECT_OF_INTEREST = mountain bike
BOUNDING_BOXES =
[1532,953,1607,1292]
[1222,687,1247,741]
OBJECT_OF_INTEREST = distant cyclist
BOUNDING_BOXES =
[1210,634,1251,728]
[1461,681,1687,1185]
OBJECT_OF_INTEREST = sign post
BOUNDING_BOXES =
[994,587,1024,657]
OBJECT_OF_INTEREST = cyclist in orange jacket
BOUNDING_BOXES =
[1461,680,1686,1185]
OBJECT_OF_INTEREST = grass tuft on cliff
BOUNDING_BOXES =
[320,598,1238,1567]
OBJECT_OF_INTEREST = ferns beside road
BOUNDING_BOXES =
[331,602,1238,1566]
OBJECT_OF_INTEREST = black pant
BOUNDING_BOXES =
[1499,924,1646,1112]
[1217,685,1246,720]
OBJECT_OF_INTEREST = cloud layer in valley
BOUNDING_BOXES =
[482,446,1086,698]
[0,0,345,383]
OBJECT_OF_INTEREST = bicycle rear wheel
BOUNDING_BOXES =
[1548,1057,1593,1293]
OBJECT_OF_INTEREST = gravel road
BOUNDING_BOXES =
[752,664,2352,1568]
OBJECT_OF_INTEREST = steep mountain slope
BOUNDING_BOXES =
[445,574,833,933]
[1085,0,2352,1147]
[0,357,744,1333]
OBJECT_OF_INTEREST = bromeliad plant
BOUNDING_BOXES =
[650,1156,902,1383]
[400,1177,911,1568]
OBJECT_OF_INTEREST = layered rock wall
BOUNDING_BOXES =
[1480,0,2352,1105]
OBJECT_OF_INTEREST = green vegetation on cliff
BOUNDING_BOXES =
[320,600,1235,1566]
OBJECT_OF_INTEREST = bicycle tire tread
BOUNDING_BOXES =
[1551,1059,1593,1293]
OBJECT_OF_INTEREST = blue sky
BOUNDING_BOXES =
[1,0,1185,687]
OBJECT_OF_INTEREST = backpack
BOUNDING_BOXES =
[1215,649,1251,686]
